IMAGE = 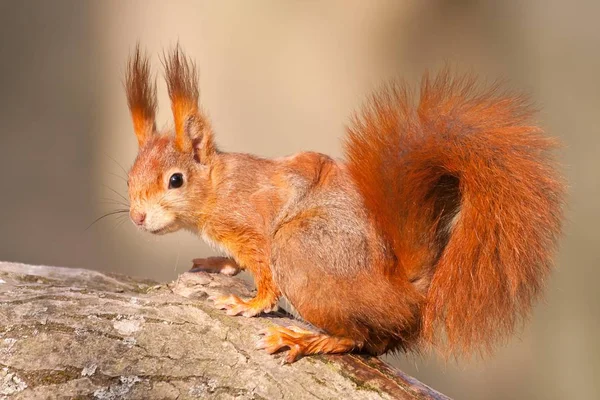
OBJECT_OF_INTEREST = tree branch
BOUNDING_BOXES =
[0,261,449,399]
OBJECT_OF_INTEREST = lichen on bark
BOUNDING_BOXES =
[0,261,448,399]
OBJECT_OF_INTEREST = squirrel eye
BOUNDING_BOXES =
[168,173,184,189]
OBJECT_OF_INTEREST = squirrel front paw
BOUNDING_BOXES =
[191,257,241,276]
[209,294,278,317]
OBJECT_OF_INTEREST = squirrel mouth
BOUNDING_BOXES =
[148,225,171,235]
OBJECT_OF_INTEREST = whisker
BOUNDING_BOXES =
[99,197,130,208]
[173,239,181,273]
[110,214,130,234]
[99,197,130,206]
[114,213,129,221]
[102,184,129,203]
[108,172,128,184]
[104,153,129,179]
[86,209,129,231]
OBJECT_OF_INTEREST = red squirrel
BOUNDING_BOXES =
[125,45,565,363]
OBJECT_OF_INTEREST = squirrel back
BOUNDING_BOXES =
[344,70,565,356]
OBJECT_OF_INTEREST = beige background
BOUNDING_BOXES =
[0,1,598,399]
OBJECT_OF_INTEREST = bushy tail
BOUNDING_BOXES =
[344,70,565,356]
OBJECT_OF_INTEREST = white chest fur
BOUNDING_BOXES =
[200,230,233,258]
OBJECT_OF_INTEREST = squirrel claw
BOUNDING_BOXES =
[211,294,238,306]
[211,294,276,318]
[255,325,313,363]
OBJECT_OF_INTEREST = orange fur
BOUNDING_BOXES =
[124,45,157,146]
[124,47,565,362]
[162,45,214,159]
[345,69,565,356]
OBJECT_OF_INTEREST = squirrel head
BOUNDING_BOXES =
[125,45,217,234]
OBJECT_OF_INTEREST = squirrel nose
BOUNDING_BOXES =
[130,210,146,226]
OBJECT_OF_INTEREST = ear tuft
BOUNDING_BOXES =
[163,44,216,162]
[163,45,200,151]
[125,44,157,146]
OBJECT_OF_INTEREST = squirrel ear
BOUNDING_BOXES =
[184,114,216,164]
[163,45,216,162]
[125,44,157,146]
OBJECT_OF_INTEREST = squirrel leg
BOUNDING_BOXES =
[210,261,280,317]
[256,325,360,363]
[190,256,241,276]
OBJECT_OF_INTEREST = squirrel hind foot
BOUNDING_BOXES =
[256,325,360,363]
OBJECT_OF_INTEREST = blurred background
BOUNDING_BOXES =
[0,0,598,398]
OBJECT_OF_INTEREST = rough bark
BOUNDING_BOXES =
[0,261,449,400]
